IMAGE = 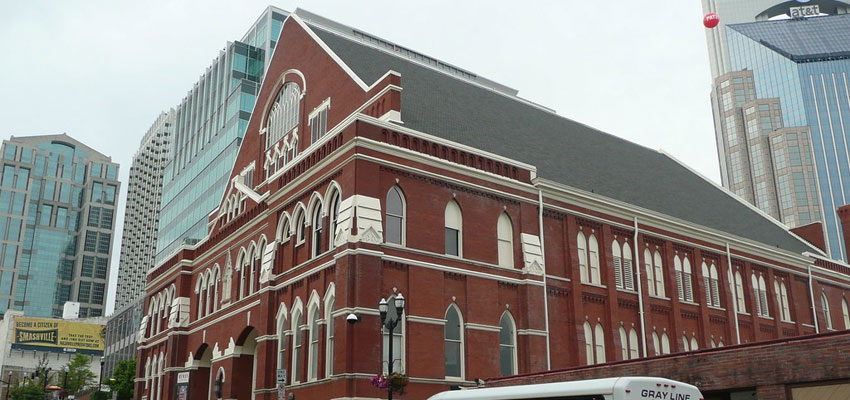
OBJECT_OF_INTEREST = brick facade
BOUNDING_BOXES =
[135,13,850,400]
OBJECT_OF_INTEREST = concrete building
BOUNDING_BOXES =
[0,310,105,399]
[155,6,289,264]
[135,9,850,400]
[0,134,119,319]
[115,111,174,309]
[103,297,144,379]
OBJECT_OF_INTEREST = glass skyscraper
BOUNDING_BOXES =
[0,134,119,318]
[721,14,850,259]
[155,6,289,263]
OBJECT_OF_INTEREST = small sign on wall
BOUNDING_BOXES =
[176,372,190,400]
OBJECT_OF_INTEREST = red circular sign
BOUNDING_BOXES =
[704,13,720,28]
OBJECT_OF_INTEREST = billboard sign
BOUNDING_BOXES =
[10,317,104,355]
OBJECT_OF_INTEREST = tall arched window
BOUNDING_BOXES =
[266,82,300,149]
[651,332,660,356]
[295,208,306,245]
[841,297,850,329]
[690,336,698,351]
[248,245,257,295]
[311,203,323,258]
[307,303,321,381]
[445,200,462,256]
[212,267,220,312]
[497,213,513,268]
[618,327,628,360]
[628,329,639,359]
[499,312,517,376]
[653,251,665,297]
[291,307,303,384]
[444,305,463,378]
[613,242,623,289]
[277,306,288,371]
[196,275,206,320]
[150,354,157,400]
[588,234,600,284]
[822,292,833,330]
[752,274,769,317]
[661,332,671,354]
[709,264,720,307]
[238,249,247,300]
[734,271,746,313]
[325,296,335,377]
[578,232,589,283]
[644,248,655,296]
[204,270,213,315]
[327,190,341,248]
[682,335,690,352]
[386,186,405,245]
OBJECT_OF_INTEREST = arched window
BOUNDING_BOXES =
[248,245,257,295]
[307,303,321,381]
[651,331,660,356]
[774,279,791,321]
[578,232,589,283]
[661,332,671,354]
[674,255,693,302]
[295,208,306,245]
[196,275,206,319]
[690,336,698,351]
[710,338,716,348]
[212,267,220,313]
[588,234,600,284]
[327,189,341,248]
[291,306,303,384]
[841,297,850,329]
[325,295,335,377]
[653,251,665,297]
[311,203,323,257]
[758,275,769,317]
[499,312,517,376]
[385,187,405,245]
[613,240,634,290]
[445,200,462,256]
[276,306,288,371]
[682,335,690,352]
[144,357,151,389]
[149,354,157,400]
[734,271,746,313]
[266,82,300,149]
[277,213,291,243]
[822,292,833,330]
[718,339,724,347]
[444,305,463,378]
[497,213,513,268]
[238,249,247,300]
[628,329,639,359]
[383,295,405,374]
[644,248,655,296]
[709,264,720,307]
[204,270,213,316]
[618,327,628,360]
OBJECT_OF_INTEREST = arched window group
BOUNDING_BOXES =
[644,248,665,297]
[195,266,220,320]
[266,82,301,149]
[709,337,725,348]
[618,326,639,360]
[612,239,634,290]
[145,351,166,400]
[774,279,791,321]
[673,254,694,302]
[701,261,721,307]
[277,286,337,385]
[577,230,600,285]
[583,321,606,365]
[651,331,671,355]
[751,273,769,318]
[681,334,698,352]
[146,285,175,339]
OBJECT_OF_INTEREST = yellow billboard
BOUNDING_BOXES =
[11,317,104,355]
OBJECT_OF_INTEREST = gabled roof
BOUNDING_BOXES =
[728,14,850,62]
[300,17,816,255]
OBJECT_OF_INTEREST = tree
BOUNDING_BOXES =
[61,354,96,395]
[9,382,45,400]
[106,359,136,400]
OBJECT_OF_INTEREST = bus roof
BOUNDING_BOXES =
[428,377,698,400]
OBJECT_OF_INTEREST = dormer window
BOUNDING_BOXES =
[266,82,300,150]
[309,98,330,144]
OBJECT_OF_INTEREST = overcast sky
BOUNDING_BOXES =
[0,0,716,315]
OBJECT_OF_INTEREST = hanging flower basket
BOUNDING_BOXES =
[370,372,409,395]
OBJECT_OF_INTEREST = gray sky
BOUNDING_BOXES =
[0,0,716,315]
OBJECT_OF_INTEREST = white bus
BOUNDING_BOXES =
[428,377,703,400]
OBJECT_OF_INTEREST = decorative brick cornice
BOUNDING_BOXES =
[650,304,672,315]
[709,314,727,324]
[379,166,521,206]
[581,291,607,304]
[681,310,700,320]
[617,298,639,310]
[576,217,602,231]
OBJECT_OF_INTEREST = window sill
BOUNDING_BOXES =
[707,305,726,312]
[737,311,751,316]
[581,282,607,289]
[680,300,700,307]
[758,315,773,321]
[649,295,671,301]
[780,319,794,324]
[616,288,638,295]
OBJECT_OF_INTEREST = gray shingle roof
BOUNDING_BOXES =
[308,24,815,255]
[729,14,850,62]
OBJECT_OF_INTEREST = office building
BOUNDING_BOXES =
[115,111,173,309]
[0,134,119,319]
[155,7,289,264]
[102,297,143,378]
[137,10,850,399]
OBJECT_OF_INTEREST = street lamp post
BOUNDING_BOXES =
[378,293,405,400]
[98,359,105,392]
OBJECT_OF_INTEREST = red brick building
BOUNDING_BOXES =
[135,9,850,400]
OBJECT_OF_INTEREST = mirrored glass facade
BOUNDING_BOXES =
[715,14,850,260]
[0,135,119,318]
[155,7,289,264]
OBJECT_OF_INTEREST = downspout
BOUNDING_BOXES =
[633,217,648,357]
[726,243,741,344]
[808,264,820,333]
[538,189,552,370]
